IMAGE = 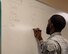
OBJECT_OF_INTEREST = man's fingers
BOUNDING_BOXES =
[36,28,40,30]
[33,29,37,32]
[33,28,42,32]
[33,28,41,30]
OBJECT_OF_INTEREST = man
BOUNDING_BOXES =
[33,14,68,54]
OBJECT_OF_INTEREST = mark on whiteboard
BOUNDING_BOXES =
[7,0,23,26]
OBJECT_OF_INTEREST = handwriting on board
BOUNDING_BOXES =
[7,0,23,27]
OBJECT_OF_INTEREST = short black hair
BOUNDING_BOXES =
[50,14,66,32]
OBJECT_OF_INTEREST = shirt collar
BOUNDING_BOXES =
[48,32,61,39]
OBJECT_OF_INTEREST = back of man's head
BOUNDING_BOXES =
[50,14,66,32]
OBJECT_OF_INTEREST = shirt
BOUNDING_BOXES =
[36,32,68,54]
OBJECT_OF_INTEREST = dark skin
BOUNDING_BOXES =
[33,28,43,41]
[33,19,55,41]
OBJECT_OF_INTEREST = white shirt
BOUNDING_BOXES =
[36,32,68,54]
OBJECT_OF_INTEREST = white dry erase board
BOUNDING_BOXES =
[2,0,61,54]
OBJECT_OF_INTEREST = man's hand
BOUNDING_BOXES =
[33,28,43,41]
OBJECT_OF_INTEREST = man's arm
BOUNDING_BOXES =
[33,28,60,54]
[39,40,61,54]
[36,39,60,54]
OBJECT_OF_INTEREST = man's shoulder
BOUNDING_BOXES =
[46,39,59,51]
[52,35,68,43]
[50,35,64,42]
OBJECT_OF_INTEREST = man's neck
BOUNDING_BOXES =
[48,32,61,39]
[51,32,61,36]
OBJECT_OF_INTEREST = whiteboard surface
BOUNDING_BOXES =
[2,0,59,54]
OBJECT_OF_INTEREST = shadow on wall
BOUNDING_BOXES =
[62,22,68,39]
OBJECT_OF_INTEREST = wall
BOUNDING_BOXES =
[2,0,61,54]
[37,0,68,13]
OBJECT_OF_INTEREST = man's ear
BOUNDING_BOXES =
[50,23,55,34]
[50,23,53,28]
[50,23,56,32]
[51,23,56,31]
